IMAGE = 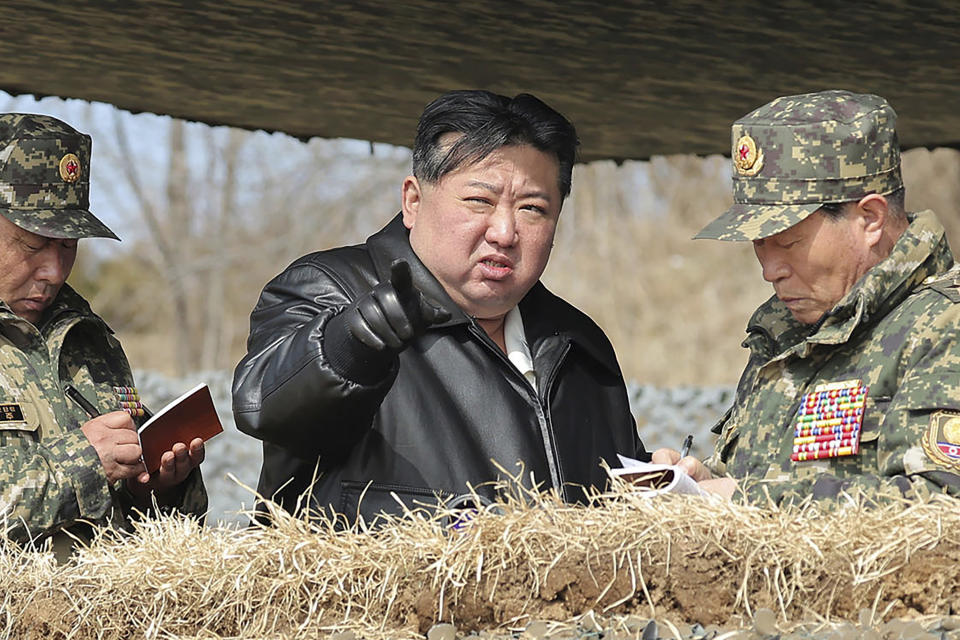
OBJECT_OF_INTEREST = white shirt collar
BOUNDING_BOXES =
[504,305,536,390]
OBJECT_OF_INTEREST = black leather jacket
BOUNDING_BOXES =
[232,215,646,522]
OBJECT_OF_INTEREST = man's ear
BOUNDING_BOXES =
[401,176,422,230]
[856,193,889,247]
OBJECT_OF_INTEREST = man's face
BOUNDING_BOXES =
[0,214,77,324]
[752,210,875,324]
[402,144,562,321]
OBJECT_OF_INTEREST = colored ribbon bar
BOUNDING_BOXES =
[792,379,868,462]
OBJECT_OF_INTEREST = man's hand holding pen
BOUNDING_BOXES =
[69,385,204,500]
[80,411,144,483]
[651,438,738,499]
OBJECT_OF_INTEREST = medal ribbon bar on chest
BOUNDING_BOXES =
[791,379,867,461]
[112,385,145,417]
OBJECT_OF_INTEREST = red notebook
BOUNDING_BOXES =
[137,383,223,473]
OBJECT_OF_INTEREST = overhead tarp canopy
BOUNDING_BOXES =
[1,0,958,162]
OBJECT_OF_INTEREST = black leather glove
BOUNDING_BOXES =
[348,259,450,350]
[324,260,450,383]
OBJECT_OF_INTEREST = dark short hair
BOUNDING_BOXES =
[412,90,579,198]
[819,188,907,221]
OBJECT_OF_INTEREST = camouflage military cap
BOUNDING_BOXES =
[0,113,117,240]
[696,90,903,242]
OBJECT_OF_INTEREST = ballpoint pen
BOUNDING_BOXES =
[64,384,99,419]
[66,384,154,420]
[679,434,693,459]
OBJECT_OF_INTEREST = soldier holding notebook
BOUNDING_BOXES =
[654,90,960,504]
[0,114,207,553]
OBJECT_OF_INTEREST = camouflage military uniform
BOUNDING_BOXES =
[0,113,206,545]
[698,91,960,504]
[706,211,960,503]
[0,285,208,543]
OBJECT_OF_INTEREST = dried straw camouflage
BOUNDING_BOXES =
[696,90,903,242]
[0,113,117,240]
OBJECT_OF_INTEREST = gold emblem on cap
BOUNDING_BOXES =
[58,153,82,183]
[734,135,763,176]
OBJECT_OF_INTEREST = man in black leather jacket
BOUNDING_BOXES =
[232,90,647,524]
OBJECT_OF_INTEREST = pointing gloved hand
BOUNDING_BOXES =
[347,259,450,351]
[324,259,450,384]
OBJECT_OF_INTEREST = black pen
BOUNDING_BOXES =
[680,434,693,459]
[65,384,99,419]
[65,384,154,420]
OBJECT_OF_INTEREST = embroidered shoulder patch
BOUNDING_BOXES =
[923,410,960,470]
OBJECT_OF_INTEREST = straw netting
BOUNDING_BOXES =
[1,481,959,640]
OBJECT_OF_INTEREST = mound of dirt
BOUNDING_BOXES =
[2,487,959,639]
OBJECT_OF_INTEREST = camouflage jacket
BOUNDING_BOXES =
[707,211,960,504]
[0,284,206,544]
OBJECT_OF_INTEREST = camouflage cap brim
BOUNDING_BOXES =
[0,208,119,240]
[703,90,905,243]
[694,201,822,242]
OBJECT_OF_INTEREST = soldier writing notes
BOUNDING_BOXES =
[654,91,960,504]
[0,114,207,553]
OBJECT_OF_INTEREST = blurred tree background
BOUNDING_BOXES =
[7,93,959,385]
